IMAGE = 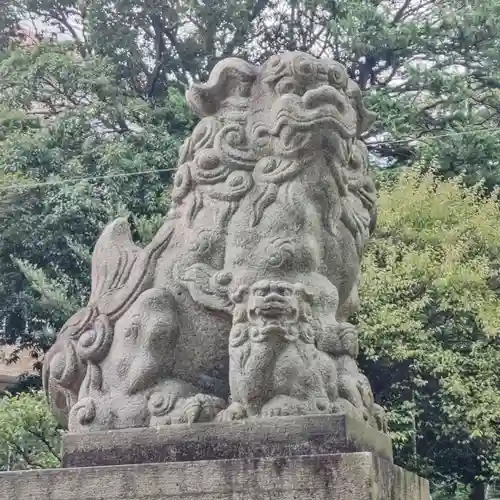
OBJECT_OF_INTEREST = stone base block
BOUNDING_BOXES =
[0,452,429,500]
[62,413,393,467]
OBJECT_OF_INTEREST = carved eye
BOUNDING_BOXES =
[296,60,314,76]
[256,128,268,139]
[273,284,291,297]
[328,62,349,89]
[291,55,318,82]
[275,77,301,96]
[254,289,266,297]
[172,285,187,304]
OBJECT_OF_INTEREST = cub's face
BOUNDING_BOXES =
[229,280,315,345]
[246,280,308,326]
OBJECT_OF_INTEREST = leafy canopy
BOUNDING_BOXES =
[359,167,500,493]
[0,390,61,471]
[2,0,500,354]
[0,0,499,495]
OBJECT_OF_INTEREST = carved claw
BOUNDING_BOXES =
[261,395,311,418]
[332,398,388,434]
[214,402,248,422]
[179,394,227,424]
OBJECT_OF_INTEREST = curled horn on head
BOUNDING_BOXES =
[186,58,258,117]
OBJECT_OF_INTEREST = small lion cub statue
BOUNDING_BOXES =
[217,279,339,421]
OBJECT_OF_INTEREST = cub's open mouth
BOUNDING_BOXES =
[256,302,295,317]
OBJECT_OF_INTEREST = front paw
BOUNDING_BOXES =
[261,395,310,418]
[179,394,227,424]
[214,402,248,422]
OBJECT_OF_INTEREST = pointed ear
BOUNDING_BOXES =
[186,58,257,117]
[230,285,249,304]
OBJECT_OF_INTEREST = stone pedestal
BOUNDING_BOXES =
[0,415,429,500]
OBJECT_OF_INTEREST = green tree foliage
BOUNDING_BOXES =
[81,0,500,182]
[358,167,500,498]
[0,0,499,493]
[0,391,61,470]
[0,29,191,365]
[432,485,470,500]
[2,0,500,357]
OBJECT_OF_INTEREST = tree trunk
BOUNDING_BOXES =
[470,483,487,500]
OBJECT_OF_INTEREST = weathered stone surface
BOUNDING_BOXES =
[42,51,386,434]
[62,413,393,468]
[0,453,429,500]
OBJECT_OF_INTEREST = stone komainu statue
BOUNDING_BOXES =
[42,52,387,433]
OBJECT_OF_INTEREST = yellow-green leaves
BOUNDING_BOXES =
[0,391,60,470]
[359,166,500,491]
[370,166,500,335]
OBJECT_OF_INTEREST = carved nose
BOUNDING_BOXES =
[265,292,286,303]
[303,85,347,112]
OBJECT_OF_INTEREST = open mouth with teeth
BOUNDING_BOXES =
[267,85,357,146]
[257,302,294,317]
[251,299,298,321]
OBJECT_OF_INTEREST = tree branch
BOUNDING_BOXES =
[392,0,412,25]
[148,14,166,98]
[222,0,270,57]
[161,27,192,86]
[8,442,45,469]
[27,429,59,460]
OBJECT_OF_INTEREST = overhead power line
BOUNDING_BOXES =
[367,125,500,146]
[1,126,500,192]
[0,167,177,193]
